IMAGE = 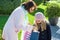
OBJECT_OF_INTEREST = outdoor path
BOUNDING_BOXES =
[50,17,60,40]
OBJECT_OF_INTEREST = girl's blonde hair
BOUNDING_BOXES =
[35,12,46,31]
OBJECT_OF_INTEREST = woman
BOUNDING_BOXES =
[30,12,51,40]
[2,1,36,40]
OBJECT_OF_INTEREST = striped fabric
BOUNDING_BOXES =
[24,31,31,40]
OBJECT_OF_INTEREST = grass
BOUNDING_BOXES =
[0,15,9,40]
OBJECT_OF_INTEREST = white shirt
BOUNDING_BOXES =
[2,6,29,40]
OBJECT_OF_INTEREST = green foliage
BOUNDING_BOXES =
[34,0,44,5]
[0,0,21,15]
[45,2,60,18]
[0,16,8,40]
[51,0,57,1]
[30,8,44,16]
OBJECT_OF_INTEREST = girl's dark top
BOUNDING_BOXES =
[38,23,51,40]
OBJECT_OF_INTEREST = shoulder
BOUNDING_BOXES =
[11,6,24,16]
[46,22,50,27]
[46,22,50,29]
[13,6,23,13]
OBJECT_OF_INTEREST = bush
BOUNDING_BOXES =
[0,0,21,15]
[45,2,60,18]
[34,0,44,5]
[34,0,50,5]
[1,2,15,15]
[30,8,44,16]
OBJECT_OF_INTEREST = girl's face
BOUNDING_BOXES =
[29,6,35,13]
[35,19,42,24]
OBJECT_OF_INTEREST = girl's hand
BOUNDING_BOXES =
[2,32,5,40]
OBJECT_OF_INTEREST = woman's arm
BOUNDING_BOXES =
[14,7,25,32]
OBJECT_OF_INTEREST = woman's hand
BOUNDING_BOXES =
[2,34,5,40]
[14,27,18,33]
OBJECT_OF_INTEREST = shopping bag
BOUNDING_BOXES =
[30,32,39,40]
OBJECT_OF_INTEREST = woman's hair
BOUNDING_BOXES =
[22,1,37,11]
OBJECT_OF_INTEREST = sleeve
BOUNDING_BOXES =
[47,23,51,40]
[14,8,25,31]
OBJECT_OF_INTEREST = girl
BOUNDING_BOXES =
[30,12,51,40]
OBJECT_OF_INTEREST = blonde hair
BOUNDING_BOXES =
[35,21,46,31]
[35,12,46,31]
